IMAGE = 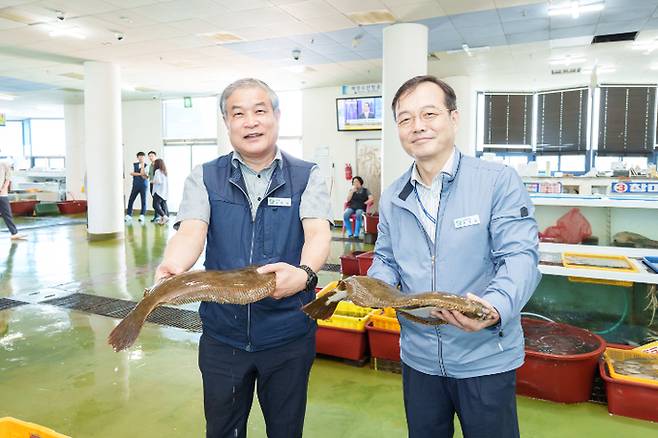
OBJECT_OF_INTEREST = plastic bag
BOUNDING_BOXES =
[539,208,592,244]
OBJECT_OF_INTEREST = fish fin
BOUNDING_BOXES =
[302,290,342,320]
[397,309,447,326]
[107,307,147,352]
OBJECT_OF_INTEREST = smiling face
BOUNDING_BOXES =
[394,81,459,163]
[224,86,280,161]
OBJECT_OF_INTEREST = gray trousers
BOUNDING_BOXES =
[0,196,18,235]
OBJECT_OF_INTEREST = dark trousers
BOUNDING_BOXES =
[126,184,147,215]
[149,183,157,218]
[198,332,315,438]
[402,362,519,438]
[0,197,18,235]
[153,193,169,218]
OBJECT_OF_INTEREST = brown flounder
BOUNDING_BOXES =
[302,276,493,325]
[108,266,276,351]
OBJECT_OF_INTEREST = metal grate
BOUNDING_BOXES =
[41,292,201,332]
[321,263,341,272]
[0,298,27,311]
[332,237,357,242]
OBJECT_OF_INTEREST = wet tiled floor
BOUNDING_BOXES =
[1,218,656,437]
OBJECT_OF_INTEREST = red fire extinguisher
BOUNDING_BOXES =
[344,163,353,181]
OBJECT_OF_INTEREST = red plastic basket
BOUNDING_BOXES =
[57,200,87,214]
[316,325,368,361]
[10,200,38,216]
[516,318,606,403]
[364,213,379,234]
[356,251,374,275]
[600,356,658,422]
[366,321,400,361]
[339,251,365,276]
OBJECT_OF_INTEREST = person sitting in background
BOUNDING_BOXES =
[0,159,26,240]
[152,158,169,225]
[343,176,373,239]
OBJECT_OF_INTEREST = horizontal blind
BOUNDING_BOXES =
[483,94,532,149]
[536,88,588,154]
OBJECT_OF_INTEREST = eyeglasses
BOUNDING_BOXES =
[396,108,454,129]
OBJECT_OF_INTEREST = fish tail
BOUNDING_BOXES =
[107,304,150,352]
[302,289,342,320]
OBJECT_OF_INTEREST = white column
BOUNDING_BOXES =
[442,76,475,156]
[381,23,428,188]
[64,104,86,200]
[84,61,124,239]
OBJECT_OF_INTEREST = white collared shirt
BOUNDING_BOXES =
[410,148,455,242]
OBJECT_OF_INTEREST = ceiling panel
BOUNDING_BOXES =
[325,0,388,14]
[278,0,340,20]
[502,18,549,34]
[388,1,446,21]
[438,0,496,15]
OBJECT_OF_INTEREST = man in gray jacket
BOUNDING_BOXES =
[369,75,541,438]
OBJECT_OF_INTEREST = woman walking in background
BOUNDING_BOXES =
[152,158,169,225]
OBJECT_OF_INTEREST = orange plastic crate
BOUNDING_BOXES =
[0,417,70,438]
[370,309,400,332]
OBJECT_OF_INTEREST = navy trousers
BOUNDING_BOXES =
[0,196,18,235]
[126,184,147,215]
[198,332,316,438]
[402,363,519,438]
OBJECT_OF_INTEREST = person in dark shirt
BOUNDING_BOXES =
[125,151,149,223]
[343,176,374,239]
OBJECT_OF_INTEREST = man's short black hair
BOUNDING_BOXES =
[147,150,156,155]
[136,151,146,157]
[391,75,457,121]
[352,176,364,185]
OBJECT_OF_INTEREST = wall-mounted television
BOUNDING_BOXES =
[336,96,382,131]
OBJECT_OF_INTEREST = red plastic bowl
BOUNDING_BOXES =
[316,325,368,361]
[366,321,400,361]
[339,251,365,276]
[57,200,87,214]
[10,200,39,216]
[356,251,374,276]
[364,213,379,234]
[600,359,658,422]
[516,318,606,403]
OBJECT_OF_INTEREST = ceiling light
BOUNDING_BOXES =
[0,94,15,101]
[288,65,306,74]
[548,1,604,19]
[348,9,395,25]
[48,27,86,39]
[549,56,586,66]
[446,44,489,56]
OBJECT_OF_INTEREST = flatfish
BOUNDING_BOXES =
[302,276,493,325]
[108,266,276,351]
[613,231,658,249]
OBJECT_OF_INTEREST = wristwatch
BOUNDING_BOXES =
[299,264,318,292]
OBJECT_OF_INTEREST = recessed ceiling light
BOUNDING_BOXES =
[197,31,244,43]
[548,1,604,19]
[0,93,15,101]
[348,10,395,25]
[48,27,86,39]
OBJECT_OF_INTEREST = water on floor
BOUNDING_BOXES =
[1,218,656,437]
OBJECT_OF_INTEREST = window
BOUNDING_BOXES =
[536,155,559,174]
[0,120,24,160]
[163,97,217,139]
[598,86,656,155]
[482,93,532,149]
[595,155,649,171]
[277,90,303,158]
[559,155,586,172]
[30,119,65,156]
[536,88,588,154]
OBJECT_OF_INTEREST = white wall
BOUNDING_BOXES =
[64,104,85,200]
[302,86,381,221]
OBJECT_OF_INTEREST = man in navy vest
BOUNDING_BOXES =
[155,78,332,438]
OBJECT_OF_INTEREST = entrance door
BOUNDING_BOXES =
[355,138,381,213]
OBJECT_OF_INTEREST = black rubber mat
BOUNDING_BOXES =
[0,298,28,311]
[41,292,202,332]
[321,263,341,272]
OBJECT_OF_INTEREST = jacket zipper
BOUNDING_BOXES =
[433,174,451,376]
[230,179,255,351]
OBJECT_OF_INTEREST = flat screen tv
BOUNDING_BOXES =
[336,96,382,131]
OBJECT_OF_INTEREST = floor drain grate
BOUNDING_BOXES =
[41,292,201,332]
[321,263,341,272]
[0,298,28,311]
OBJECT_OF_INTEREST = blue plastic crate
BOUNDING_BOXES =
[642,256,658,273]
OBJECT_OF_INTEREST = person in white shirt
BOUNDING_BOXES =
[152,158,169,225]
[0,160,26,240]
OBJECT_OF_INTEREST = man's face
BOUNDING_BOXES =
[362,101,370,115]
[394,82,459,162]
[224,86,279,160]
[353,179,362,189]
[137,155,145,163]
[148,153,156,163]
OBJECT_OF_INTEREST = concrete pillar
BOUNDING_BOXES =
[442,76,475,156]
[84,61,124,240]
[381,23,428,188]
[64,104,86,200]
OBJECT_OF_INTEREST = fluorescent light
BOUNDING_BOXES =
[0,93,15,101]
[548,1,604,19]
[549,56,586,66]
[48,27,86,39]
[287,65,306,74]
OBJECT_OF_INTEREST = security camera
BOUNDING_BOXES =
[115,32,124,41]
[292,49,301,61]
[56,10,65,21]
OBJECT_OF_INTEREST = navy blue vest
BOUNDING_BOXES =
[201,151,316,351]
